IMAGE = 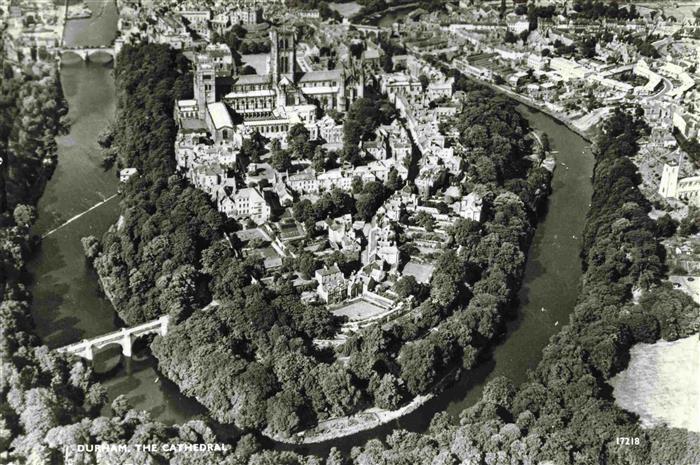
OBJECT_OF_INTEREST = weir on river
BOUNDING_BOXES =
[41,193,117,238]
[27,0,595,456]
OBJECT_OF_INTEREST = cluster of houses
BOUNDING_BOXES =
[116,0,277,50]
[1,0,65,65]
[297,57,485,308]
[286,122,411,196]
[145,11,490,315]
[443,1,699,133]
[398,0,699,214]
[164,24,369,226]
[381,57,465,197]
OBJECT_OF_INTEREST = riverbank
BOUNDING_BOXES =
[34,10,596,456]
[267,101,591,451]
[267,393,432,444]
[264,92,557,445]
[267,366,459,444]
[430,56,596,143]
[468,77,595,143]
[95,67,574,450]
[30,8,208,425]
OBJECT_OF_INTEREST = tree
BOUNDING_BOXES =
[270,147,292,172]
[399,339,439,395]
[266,390,306,435]
[97,123,115,148]
[316,364,362,416]
[482,376,516,409]
[201,240,234,277]
[288,123,314,159]
[19,388,60,438]
[343,97,394,150]
[81,235,101,261]
[312,146,327,172]
[394,275,419,299]
[351,176,363,195]
[356,181,387,221]
[451,218,481,249]
[386,168,402,191]
[678,210,699,236]
[430,250,467,308]
[414,210,434,231]
[373,373,405,410]
[418,74,430,91]
[296,252,318,279]
[349,42,364,59]
[240,131,267,164]
[655,214,677,238]
[12,204,35,227]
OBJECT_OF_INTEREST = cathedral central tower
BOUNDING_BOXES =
[270,28,296,84]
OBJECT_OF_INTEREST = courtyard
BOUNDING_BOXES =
[332,298,388,322]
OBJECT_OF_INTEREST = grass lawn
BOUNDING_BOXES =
[333,299,386,321]
[610,334,700,433]
[240,54,269,75]
[402,261,435,284]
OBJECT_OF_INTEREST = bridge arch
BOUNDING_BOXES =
[60,47,116,64]
[60,49,86,62]
[85,49,115,63]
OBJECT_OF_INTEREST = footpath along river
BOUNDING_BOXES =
[27,0,594,456]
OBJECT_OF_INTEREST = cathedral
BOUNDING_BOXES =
[192,28,364,143]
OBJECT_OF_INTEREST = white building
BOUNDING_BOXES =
[550,57,591,81]
[452,192,483,222]
[119,168,138,183]
[315,265,346,303]
[365,224,400,267]
[658,160,700,207]
[219,187,271,224]
[206,102,235,143]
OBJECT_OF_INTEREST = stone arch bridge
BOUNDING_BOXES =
[60,46,116,63]
[56,315,170,360]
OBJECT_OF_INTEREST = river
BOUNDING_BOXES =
[28,0,205,425]
[27,1,594,456]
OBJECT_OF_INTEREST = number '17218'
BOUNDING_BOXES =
[616,437,640,445]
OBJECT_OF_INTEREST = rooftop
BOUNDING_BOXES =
[207,102,233,130]
[299,69,342,82]
[234,73,272,86]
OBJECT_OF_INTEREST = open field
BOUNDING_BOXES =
[610,334,700,433]
[403,261,435,283]
[240,54,269,75]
